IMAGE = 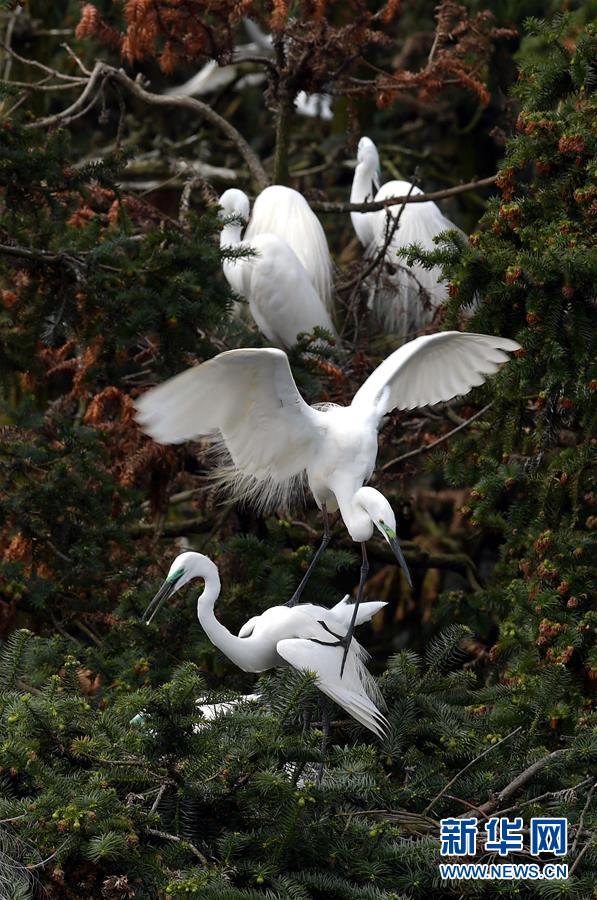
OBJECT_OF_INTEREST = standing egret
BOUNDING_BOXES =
[142,552,388,737]
[219,188,336,350]
[351,136,462,339]
[245,185,334,312]
[136,331,520,673]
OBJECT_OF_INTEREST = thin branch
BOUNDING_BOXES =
[1,77,87,91]
[0,41,88,81]
[129,516,211,539]
[475,749,571,817]
[311,175,498,213]
[424,727,522,814]
[61,41,91,76]
[490,777,595,822]
[379,403,494,472]
[144,827,209,866]
[569,838,592,877]
[571,780,597,856]
[24,60,268,190]
[0,243,67,263]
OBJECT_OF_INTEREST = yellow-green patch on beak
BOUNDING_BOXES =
[379,522,412,588]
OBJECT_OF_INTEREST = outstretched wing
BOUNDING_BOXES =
[136,348,321,486]
[351,331,520,419]
[276,637,388,738]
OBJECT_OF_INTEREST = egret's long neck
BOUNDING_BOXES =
[351,160,377,206]
[351,161,379,248]
[195,561,260,672]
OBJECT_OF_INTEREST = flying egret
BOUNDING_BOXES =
[219,188,337,350]
[136,330,520,673]
[244,185,334,312]
[142,552,388,737]
[350,136,463,339]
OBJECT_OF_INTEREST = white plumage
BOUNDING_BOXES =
[136,332,520,520]
[136,331,520,658]
[143,552,388,737]
[219,188,336,349]
[244,185,334,312]
[351,136,463,339]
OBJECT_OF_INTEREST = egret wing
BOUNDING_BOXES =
[245,185,333,310]
[351,331,520,419]
[136,348,321,485]
[276,637,388,738]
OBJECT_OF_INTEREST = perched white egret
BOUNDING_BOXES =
[142,552,388,737]
[351,136,463,339]
[219,188,336,349]
[244,185,334,312]
[136,331,520,672]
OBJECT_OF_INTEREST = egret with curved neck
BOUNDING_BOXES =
[142,551,388,737]
[136,331,520,674]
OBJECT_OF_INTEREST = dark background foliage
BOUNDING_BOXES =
[0,2,595,897]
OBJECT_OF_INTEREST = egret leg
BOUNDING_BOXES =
[286,505,330,607]
[340,543,369,678]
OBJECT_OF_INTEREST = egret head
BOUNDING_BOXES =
[218,189,250,226]
[357,137,381,183]
[355,487,412,587]
[141,552,205,625]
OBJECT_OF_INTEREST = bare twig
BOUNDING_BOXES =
[149,783,169,815]
[474,749,571,818]
[311,175,498,213]
[379,403,494,473]
[24,59,268,190]
[570,780,597,856]
[61,41,91,76]
[129,516,211,539]
[0,41,88,81]
[425,727,522,815]
[144,827,209,866]
[569,838,592,876]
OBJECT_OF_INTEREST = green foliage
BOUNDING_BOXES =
[0,9,595,900]
[409,19,595,714]
[0,632,594,897]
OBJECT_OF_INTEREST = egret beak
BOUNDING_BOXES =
[141,574,181,625]
[380,524,412,588]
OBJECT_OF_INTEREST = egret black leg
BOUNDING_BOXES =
[316,697,331,785]
[286,504,330,607]
[340,543,369,678]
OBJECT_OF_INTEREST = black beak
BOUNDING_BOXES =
[141,577,179,625]
[388,534,413,588]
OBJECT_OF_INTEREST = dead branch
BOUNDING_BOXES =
[22,58,268,190]
[425,727,523,814]
[379,403,494,473]
[311,175,498,213]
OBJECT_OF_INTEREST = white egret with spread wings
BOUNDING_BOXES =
[142,551,388,737]
[136,331,520,673]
